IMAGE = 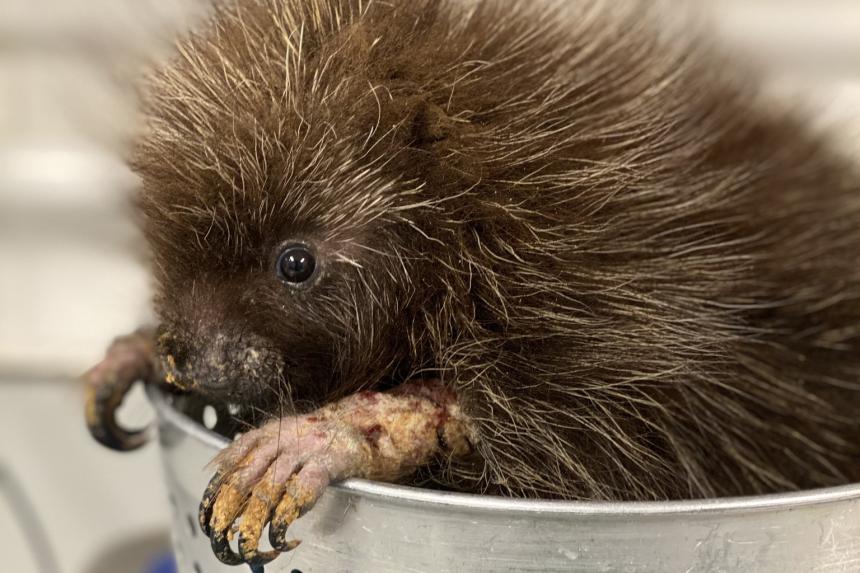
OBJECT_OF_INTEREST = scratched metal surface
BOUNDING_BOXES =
[148,387,860,573]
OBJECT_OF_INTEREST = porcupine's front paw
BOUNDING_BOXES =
[199,380,475,566]
[199,414,371,565]
[83,328,158,451]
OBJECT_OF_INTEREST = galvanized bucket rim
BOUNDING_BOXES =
[148,385,860,517]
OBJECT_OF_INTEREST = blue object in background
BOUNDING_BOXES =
[146,553,177,573]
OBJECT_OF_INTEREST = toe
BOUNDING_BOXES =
[207,473,248,566]
[236,468,286,563]
[209,474,247,535]
[198,469,224,536]
[269,463,330,552]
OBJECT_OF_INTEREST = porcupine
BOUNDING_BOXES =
[83,0,860,566]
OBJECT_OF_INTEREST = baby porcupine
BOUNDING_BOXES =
[84,0,860,566]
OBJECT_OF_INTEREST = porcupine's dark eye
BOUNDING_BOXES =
[276,244,317,285]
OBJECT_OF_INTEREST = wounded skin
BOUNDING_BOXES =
[83,329,159,451]
[199,380,476,566]
[83,331,478,566]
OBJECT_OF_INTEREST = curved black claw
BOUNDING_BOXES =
[84,375,151,452]
[210,530,280,567]
[198,470,224,537]
[268,521,302,554]
[210,531,245,566]
[237,533,279,566]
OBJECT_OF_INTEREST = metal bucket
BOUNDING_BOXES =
[148,386,860,573]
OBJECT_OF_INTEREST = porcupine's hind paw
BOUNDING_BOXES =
[198,414,371,566]
[198,380,476,567]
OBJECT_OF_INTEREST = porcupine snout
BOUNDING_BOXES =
[158,326,285,403]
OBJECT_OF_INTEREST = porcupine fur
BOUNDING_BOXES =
[132,0,860,501]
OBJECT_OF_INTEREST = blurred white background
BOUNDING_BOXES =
[0,1,858,572]
[0,2,205,572]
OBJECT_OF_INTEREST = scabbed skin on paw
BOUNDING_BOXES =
[132,0,860,501]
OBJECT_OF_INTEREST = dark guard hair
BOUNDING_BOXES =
[132,0,860,500]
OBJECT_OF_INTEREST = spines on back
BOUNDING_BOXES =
[133,0,860,501]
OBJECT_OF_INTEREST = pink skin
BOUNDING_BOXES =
[82,330,477,566]
[200,379,476,565]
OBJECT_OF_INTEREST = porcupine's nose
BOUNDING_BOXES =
[158,327,284,401]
